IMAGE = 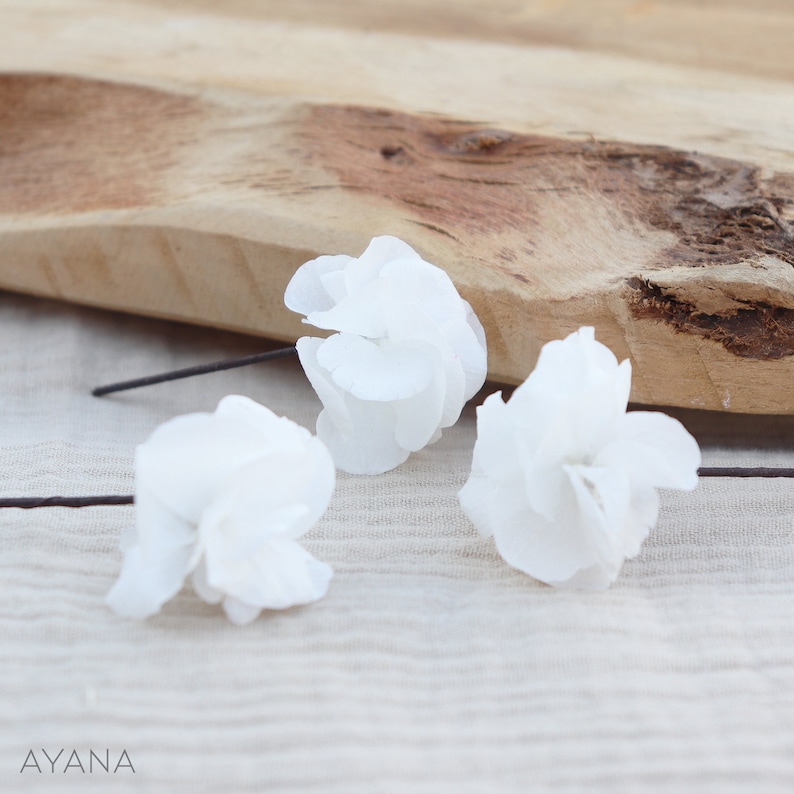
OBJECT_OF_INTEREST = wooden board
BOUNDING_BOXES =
[0,0,793,412]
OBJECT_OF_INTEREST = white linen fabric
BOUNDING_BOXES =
[0,291,793,792]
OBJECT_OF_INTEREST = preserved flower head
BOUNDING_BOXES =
[285,235,487,474]
[106,395,335,624]
[459,327,701,589]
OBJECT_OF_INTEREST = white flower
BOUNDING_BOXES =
[458,327,701,589]
[285,235,487,475]
[106,395,335,624]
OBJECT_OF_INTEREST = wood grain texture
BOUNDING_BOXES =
[0,0,793,412]
[131,0,794,83]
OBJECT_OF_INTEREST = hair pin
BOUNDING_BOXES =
[93,235,489,475]
[107,395,335,624]
[88,234,793,485]
[456,327,792,590]
[2,397,336,624]
[91,347,298,397]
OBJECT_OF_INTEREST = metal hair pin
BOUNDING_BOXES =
[91,346,298,397]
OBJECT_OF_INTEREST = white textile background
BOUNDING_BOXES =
[1,291,793,792]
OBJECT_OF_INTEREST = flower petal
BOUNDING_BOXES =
[460,398,515,539]
[305,278,388,337]
[517,459,568,525]
[191,558,224,605]
[384,301,467,428]
[196,443,335,553]
[206,537,333,611]
[136,408,275,525]
[465,300,487,358]
[489,475,601,584]
[600,410,701,491]
[316,333,435,401]
[284,254,352,315]
[106,534,194,619]
[458,470,497,538]
[466,392,518,481]
[222,598,263,626]
[441,315,488,403]
[392,375,445,452]
[296,336,353,435]
[518,364,630,467]
[381,258,471,328]
[317,395,407,475]
[519,327,629,409]
[547,561,620,590]
[215,394,318,457]
[301,336,412,473]
[564,463,633,571]
[358,235,422,267]
[622,483,660,558]
[344,235,421,292]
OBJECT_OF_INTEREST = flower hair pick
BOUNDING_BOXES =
[284,235,488,474]
[104,395,335,624]
[39,394,336,625]
[459,327,701,590]
[92,235,489,475]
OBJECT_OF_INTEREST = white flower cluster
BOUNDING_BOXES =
[285,236,488,475]
[105,237,704,625]
[459,327,701,589]
[106,396,335,625]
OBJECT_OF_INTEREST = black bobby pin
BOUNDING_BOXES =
[91,346,298,397]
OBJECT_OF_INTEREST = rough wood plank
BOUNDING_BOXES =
[0,1,793,412]
[129,0,794,83]
[2,1,792,172]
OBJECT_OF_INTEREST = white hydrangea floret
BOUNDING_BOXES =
[459,327,701,589]
[285,235,487,475]
[106,395,335,625]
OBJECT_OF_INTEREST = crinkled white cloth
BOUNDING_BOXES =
[0,291,793,793]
